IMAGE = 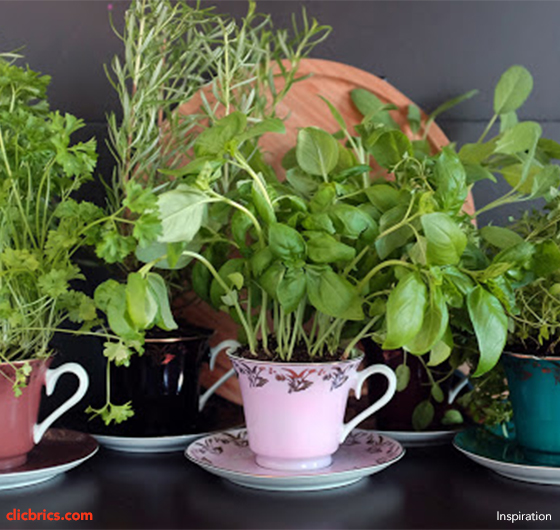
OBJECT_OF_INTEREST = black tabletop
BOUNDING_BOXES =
[1,442,560,530]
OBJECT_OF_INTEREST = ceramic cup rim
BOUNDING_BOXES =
[144,336,209,344]
[503,350,560,362]
[227,351,364,367]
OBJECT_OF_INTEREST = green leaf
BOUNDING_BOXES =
[442,409,464,425]
[296,127,339,177]
[365,184,400,213]
[146,273,178,331]
[194,111,247,156]
[467,286,508,377]
[306,232,356,263]
[395,363,411,392]
[480,226,524,250]
[210,259,245,308]
[330,204,377,239]
[351,88,399,129]
[412,400,435,431]
[421,213,467,266]
[376,205,414,260]
[319,95,348,132]
[530,165,560,199]
[157,185,207,244]
[494,65,533,115]
[86,402,134,426]
[251,182,276,225]
[286,167,319,197]
[103,341,133,367]
[259,261,285,299]
[268,222,306,262]
[458,140,497,165]
[250,247,274,277]
[500,163,541,195]
[534,241,560,277]
[302,213,335,234]
[237,118,285,143]
[135,241,193,270]
[431,383,444,403]
[277,267,306,313]
[433,147,467,213]
[500,111,518,133]
[408,105,422,134]
[404,285,448,355]
[306,265,364,321]
[367,130,413,170]
[538,138,560,160]
[232,209,254,249]
[464,163,497,185]
[125,272,158,330]
[428,328,454,366]
[383,272,428,350]
[495,121,541,155]
[427,89,478,125]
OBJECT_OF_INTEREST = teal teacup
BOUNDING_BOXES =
[503,352,560,465]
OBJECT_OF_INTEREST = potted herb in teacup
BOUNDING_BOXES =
[0,53,164,469]
[461,194,560,463]
[338,65,560,433]
[85,0,330,435]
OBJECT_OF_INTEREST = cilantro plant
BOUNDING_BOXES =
[0,54,174,404]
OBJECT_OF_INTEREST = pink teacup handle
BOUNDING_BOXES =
[33,362,89,444]
[199,340,240,411]
[340,364,397,443]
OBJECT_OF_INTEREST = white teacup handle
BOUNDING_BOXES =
[199,340,240,411]
[340,364,397,443]
[33,362,89,444]
[447,373,470,405]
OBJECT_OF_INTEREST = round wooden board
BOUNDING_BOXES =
[182,58,475,405]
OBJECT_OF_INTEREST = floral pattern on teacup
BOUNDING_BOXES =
[231,359,357,393]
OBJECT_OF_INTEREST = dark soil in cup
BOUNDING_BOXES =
[234,340,348,363]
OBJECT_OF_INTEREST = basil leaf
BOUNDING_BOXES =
[146,273,177,331]
[367,130,413,170]
[395,364,411,392]
[404,285,448,355]
[433,147,467,213]
[268,222,306,262]
[277,267,306,313]
[412,400,435,431]
[534,241,560,277]
[421,213,467,266]
[480,226,524,250]
[306,232,355,264]
[157,186,207,244]
[383,272,428,350]
[296,127,339,177]
[467,286,508,377]
[306,265,364,321]
[194,111,247,156]
[125,272,158,330]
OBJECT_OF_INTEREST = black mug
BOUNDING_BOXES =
[93,335,238,437]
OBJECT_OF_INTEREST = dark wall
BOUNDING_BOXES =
[1,1,559,224]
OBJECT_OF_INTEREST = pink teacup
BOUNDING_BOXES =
[229,353,397,471]
[0,358,88,470]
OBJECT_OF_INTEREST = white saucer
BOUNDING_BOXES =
[186,428,405,491]
[374,429,459,448]
[92,432,204,453]
[0,429,98,491]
